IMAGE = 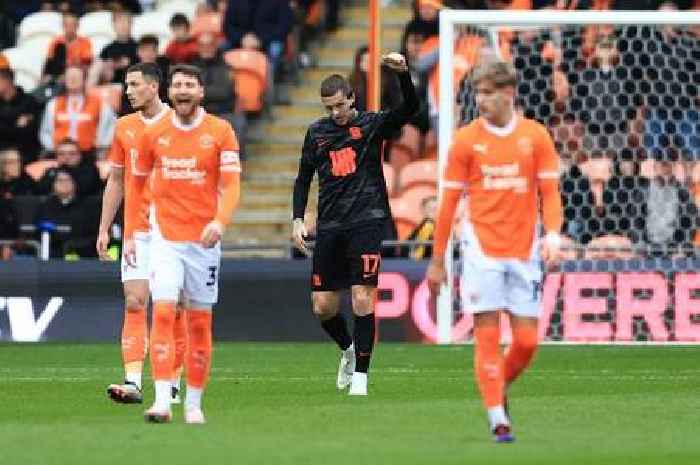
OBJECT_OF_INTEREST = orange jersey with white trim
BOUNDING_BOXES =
[444,116,560,259]
[136,109,241,242]
[108,107,169,233]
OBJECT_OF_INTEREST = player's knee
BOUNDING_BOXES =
[351,288,374,315]
[311,295,337,319]
[124,293,147,310]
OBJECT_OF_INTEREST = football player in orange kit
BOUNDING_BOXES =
[124,64,241,424]
[97,62,187,405]
[426,60,563,443]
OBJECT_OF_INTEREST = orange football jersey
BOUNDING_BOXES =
[136,109,241,242]
[444,116,561,259]
[108,106,170,234]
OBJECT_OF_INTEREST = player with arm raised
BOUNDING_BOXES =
[426,60,562,443]
[124,64,241,424]
[292,52,418,396]
[96,62,187,404]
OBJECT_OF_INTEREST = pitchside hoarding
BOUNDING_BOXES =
[0,259,699,343]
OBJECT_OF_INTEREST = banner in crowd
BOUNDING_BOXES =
[1,259,699,343]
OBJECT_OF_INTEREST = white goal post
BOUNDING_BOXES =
[436,10,700,344]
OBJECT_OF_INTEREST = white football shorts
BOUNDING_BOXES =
[459,223,543,318]
[148,227,221,305]
[121,233,151,282]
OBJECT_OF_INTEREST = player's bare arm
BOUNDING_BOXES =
[97,165,125,259]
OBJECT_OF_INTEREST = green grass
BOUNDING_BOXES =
[0,343,698,464]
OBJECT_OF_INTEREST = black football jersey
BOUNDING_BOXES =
[293,71,418,232]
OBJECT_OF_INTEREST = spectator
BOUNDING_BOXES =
[88,12,139,87]
[42,11,93,84]
[639,154,698,255]
[165,13,199,64]
[0,195,19,259]
[405,195,436,260]
[348,45,402,113]
[601,154,647,240]
[39,66,116,156]
[37,138,102,197]
[136,35,171,103]
[0,148,39,197]
[34,168,99,259]
[0,68,42,163]
[222,0,294,85]
[560,162,598,244]
[190,32,247,157]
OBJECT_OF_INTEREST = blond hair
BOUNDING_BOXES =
[470,60,517,89]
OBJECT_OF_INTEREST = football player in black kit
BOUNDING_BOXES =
[292,52,418,396]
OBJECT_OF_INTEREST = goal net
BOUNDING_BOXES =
[436,10,700,344]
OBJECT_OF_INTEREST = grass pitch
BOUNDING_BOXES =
[0,343,698,464]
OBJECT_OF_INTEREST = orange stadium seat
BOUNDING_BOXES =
[389,197,420,240]
[399,185,438,218]
[88,84,123,113]
[398,160,437,192]
[390,124,421,174]
[383,163,396,197]
[25,160,58,181]
[584,234,635,260]
[224,49,268,113]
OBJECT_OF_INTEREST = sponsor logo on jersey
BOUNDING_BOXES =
[199,133,215,148]
[473,143,488,155]
[481,163,527,193]
[161,156,206,183]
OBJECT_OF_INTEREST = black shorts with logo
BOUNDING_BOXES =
[311,221,383,291]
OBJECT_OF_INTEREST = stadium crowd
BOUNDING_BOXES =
[1,0,700,260]
[0,0,342,259]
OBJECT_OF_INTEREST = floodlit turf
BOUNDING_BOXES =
[0,343,698,465]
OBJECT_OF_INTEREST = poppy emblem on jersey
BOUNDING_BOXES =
[517,137,533,157]
[199,134,215,148]
[349,127,362,139]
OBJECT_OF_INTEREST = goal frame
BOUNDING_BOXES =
[436,10,700,344]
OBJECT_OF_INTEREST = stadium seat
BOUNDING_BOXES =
[389,197,420,240]
[190,12,223,39]
[88,84,123,113]
[157,0,198,20]
[2,47,42,92]
[390,124,421,173]
[584,234,635,260]
[398,185,437,219]
[383,163,396,197]
[132,12,173,53]
[398,160,437,192]
[25,160,58,181]
[18,11,62,43]
[79,11,115,40]
[223,49,268,113]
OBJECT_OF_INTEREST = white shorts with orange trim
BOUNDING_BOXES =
[459,223,543,318]
[121,233,151,282]
[148,228,221,304]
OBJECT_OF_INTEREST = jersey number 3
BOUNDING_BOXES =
[329,147,357,177]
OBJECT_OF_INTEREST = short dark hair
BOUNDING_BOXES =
[169,64,203,86]
[126,62,162,84]
[0,67,14,83]
[138,35,159,48]
[56,137,80,151]
[320,74,353,98]
[169,13,190,28]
